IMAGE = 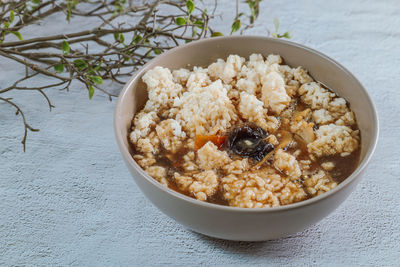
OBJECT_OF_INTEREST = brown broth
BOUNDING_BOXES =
[319,148,361,183]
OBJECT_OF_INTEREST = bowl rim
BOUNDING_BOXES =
[114,35,379,213]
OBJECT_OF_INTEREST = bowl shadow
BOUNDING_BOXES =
[192,229,307,258]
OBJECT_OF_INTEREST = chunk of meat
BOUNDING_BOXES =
[290,109,315,144]
[261,71,291,114]
[307,124,359,157]
[174,170,219,201]
[155,119,186,153]
[197,141,231,170]
[303,170,337,196]
[238,92,279,132]
[273,149,301,180]
[207,55,245,84]
[298,82,335,110]
[222,168,307,208]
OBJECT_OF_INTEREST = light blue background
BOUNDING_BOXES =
[1,0,399,266]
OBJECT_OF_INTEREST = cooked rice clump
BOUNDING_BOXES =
[129,54,360,208]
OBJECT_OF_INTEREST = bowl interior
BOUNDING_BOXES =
[115,36,378,207]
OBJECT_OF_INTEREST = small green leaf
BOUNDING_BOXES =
[133,34,142,44]
[119,33,125,43]
[11,31,23,40]
[93,60,103,71]
[73,59,88,70]
[193,20,204,29]
[186,0,194,15]
[32,0,41,4]
[62,40,70,55]
[54,63,64,73]
[176,17,186,25]
[236,12,244,19]
[66,8,71,21]
[248,0,255,10]
[88,85,94,99]
[281,31,292,39]
[194,20,204,26]
[113,32,125,43]
[230,20,241,35]
[9,10,15,23]
[248,0,260,23]
[113,32,119,42]
[211,32,224,37]
[90,75,103,85]
[3,21,10,28]
[114,2,124,13]
[273,17,280,32]
[154,48,162,55]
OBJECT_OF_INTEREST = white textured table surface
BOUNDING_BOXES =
[1,0,400,266]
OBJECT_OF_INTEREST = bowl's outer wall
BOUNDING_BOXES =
[114,37,378,241]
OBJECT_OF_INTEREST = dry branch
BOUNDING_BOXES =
[0,0,271,150]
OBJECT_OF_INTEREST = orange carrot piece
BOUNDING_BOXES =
[195,135,227,150]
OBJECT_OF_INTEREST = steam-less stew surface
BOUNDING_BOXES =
[129,54,360,208]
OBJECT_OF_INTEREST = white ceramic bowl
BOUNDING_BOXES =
[114,36,379,241]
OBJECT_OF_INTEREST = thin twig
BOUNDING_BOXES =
[0,97,39,152]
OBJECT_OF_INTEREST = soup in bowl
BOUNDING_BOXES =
[114,36,378,241]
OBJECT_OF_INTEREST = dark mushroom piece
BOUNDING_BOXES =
[227,123,274,161]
